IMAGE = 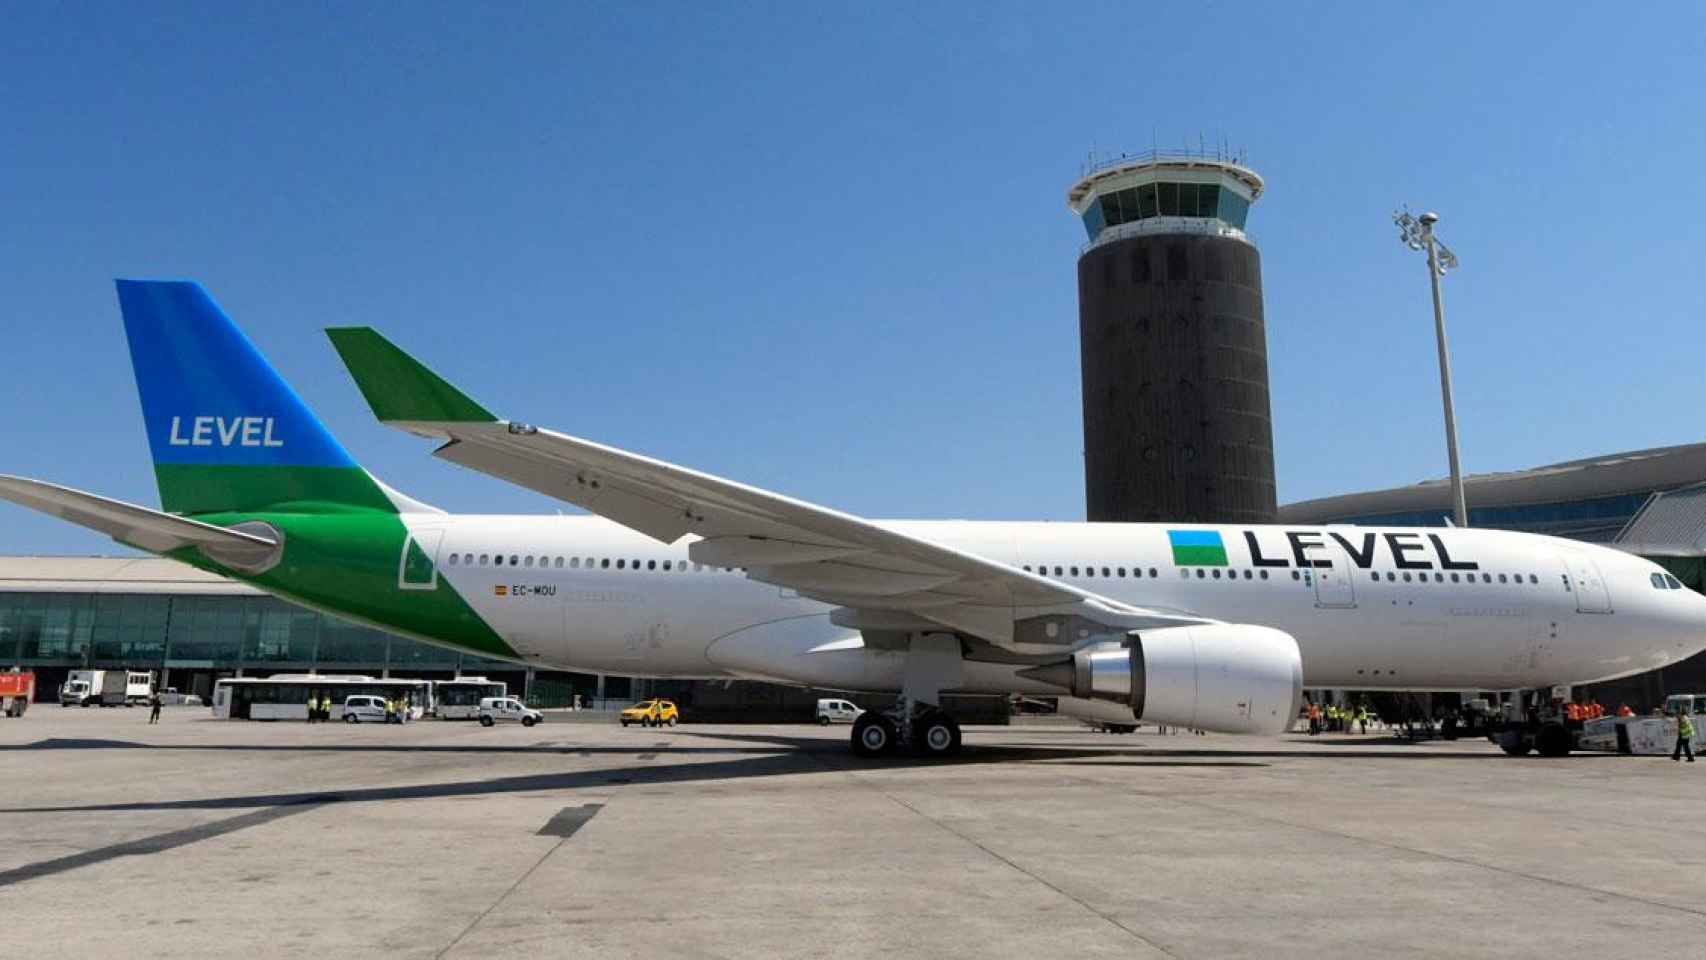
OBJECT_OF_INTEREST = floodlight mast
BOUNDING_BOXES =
[1393,209,1468,528]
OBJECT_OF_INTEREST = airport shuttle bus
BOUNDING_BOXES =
[212,675,428,721]
[429,677,507,719]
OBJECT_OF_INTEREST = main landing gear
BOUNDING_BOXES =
[848,631,965,759]
[851,707,962,759]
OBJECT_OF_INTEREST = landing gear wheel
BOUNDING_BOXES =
[851,713,898,757]
[1496,729,1532,756]
[1535,722,1572,757]
[914,714,962,757]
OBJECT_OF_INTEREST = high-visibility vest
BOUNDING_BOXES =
[1682,716,1696,739]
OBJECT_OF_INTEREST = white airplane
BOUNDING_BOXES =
[4,281,1705,759]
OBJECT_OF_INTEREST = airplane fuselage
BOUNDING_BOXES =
[352,514,1704,695]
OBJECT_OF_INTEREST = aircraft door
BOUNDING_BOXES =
[399,528,445,591]
[1312,540,1357,608]
[1558,554,1611,614]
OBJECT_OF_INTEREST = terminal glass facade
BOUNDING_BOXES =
[1081,181,1251,240]
[0,591,522,697]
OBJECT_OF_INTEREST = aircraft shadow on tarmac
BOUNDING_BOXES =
[0,727,1578,817]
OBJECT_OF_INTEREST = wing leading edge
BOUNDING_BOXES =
[325,327,1208,646]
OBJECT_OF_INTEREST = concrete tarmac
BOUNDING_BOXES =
[2,709,1703,958]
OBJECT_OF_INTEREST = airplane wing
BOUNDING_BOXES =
[325,328,1208,646]
[0,474,280,569]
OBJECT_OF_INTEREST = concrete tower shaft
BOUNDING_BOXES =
[1067,152,1277,524]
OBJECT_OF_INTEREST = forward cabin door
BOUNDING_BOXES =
[1559,554,1612,614]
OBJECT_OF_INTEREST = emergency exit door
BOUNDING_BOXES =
[1312,541,1357,608]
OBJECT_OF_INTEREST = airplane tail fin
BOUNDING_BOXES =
[116,279,421,516]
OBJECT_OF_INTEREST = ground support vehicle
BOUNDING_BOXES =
[478,697,542,727]
[620,699,679,727]
[815,698,863,725]
[123,671,155,705]
[0,672,34,717]
[341,695,393,723]
[59,670,126,707]
[1487,688,1591,757]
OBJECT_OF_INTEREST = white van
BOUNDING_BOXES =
[816,698,863,725]
[478,697,542,727]
[341,695,391,724]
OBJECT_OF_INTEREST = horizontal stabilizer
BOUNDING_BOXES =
[0,475,281,571]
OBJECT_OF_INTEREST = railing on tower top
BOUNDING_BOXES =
[1079,147,1251,179]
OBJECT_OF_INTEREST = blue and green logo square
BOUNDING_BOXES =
[1168,529,1228,566]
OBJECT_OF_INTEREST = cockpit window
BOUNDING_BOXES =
[1665,574,1683,590]
[1652,573,1667,589]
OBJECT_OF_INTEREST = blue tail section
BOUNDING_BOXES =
[117,280,355,470]
[115,280,394,515]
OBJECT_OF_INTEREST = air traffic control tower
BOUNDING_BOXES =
[1067,151,1277,524]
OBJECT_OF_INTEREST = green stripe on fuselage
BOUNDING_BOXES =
[171,510,518,661]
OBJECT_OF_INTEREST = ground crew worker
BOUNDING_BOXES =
[148,689,162,724]
[1618,703,1635,717]
[1675,711,1696,763]
[1357,704,1369,736]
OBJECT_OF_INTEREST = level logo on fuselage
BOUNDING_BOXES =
[1168,529,1479,571]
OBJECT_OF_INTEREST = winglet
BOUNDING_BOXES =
[325,327,498,425]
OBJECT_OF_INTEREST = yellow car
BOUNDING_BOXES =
[621,699,679,727]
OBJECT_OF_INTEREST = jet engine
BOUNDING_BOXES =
[1020,624,1303,735]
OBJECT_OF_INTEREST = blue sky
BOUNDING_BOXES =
[4,2,1704,554]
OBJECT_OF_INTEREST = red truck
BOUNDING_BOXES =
[1,672,36,718]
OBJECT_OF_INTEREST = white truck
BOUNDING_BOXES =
[123,671,155,705]
[59,670,127,707]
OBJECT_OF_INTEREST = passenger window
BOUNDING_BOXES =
[1450,573,1459,583]
[601,559,610,569]
[1257,570,1267,580]
[1243,570,1252,580]
[1291,571,1300,581]
[448,554,459,566]
[479,554,489,565]
[1481,573,1491,583]
[1498,574,1507,583]
[1529,575,1538,585]
[1434,573,1443,583]
[510,555,519,566]
[1402,572,1412,582]
[495,555,505,566]
[1196,569,1206,579]
[1212,569,1221,579]
[616,559,625,569]
[1070,567,1079,577]
[1179,569,1189,579]
[555,557,564,568]
[524,556,534,567]
[1085,567,1094,578]
[1101,567,1110,578]
[1369,572,1378,582]
[1117,567,1126,577]
[648,560,657,571]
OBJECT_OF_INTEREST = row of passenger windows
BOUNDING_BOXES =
[1370,571,1539,585]
[1023,565,1159,579]
[444,553,737,574]
[1025,564,1545,586]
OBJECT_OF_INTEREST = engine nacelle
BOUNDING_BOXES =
[1024,624,1303,735]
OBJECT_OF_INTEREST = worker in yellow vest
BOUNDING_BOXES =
[1675,711,1696,763]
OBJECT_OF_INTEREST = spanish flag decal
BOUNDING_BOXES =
[494,585,508,596]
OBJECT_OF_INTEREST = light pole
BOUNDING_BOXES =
[1394,209,1467,528]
